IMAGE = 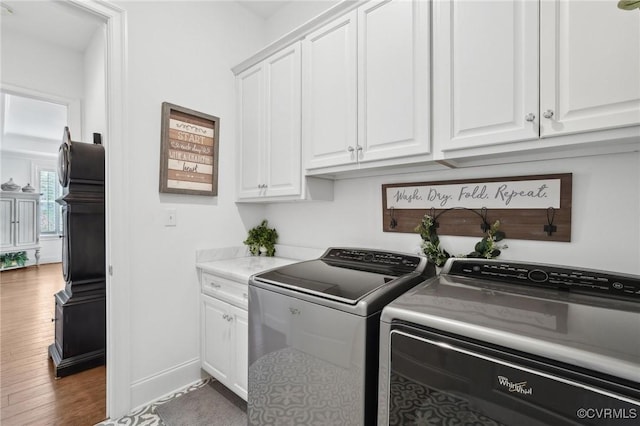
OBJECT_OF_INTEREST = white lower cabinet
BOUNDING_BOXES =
[201,293,248,401]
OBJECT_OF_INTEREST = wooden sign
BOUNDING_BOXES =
[159,102,220,196]
[382,173,572,242]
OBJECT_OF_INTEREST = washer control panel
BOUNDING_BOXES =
[447,260,640,300]
[324,248,422,272]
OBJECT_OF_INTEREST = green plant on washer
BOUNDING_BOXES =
[244,220,278,257]
[0,251,29,268]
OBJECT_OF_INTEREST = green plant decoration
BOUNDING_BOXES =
[618,0,640,11]
[415,214,508,267]
[243,220,278,257]
[0,251,28,268]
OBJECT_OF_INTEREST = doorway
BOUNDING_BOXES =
[1,0,129,420]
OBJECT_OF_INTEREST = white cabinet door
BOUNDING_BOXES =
[230,305,248,400]
[540,1,640,137]
[303,11,358,170]
[264,43,302,198]
[433,0,539,151]
[237,63,265,199]
[201,295,231,383]
[0,198,13,249]
[15,198,38,247]
[358,0,430,162]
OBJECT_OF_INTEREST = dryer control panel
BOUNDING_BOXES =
[445,259,640,301]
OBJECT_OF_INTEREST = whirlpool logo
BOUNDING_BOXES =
[497,376,533,395]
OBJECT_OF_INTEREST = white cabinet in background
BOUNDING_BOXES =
[539,1,640,137]
[201,293,248,401]
[0,192,41,268]
[357,0,430,163]
[434,0,640,153]
[303,0,430,172]
[303,11,358,170]
[237,42,332,201]
[432,0,539,150]
[237,44,301,200]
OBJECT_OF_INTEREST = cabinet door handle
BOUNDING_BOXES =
[543,109,554,119]
[242,293,248,299]
[525,113,536,122]
[356,145,363,152]
[289,307,300,315]
[347,146,355,152]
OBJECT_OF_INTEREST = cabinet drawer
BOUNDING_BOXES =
[201,273,249,308]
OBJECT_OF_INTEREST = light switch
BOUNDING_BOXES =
[165,208,177,226]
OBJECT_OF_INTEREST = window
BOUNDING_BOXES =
[39,169,63,235]
[29,160,64,236]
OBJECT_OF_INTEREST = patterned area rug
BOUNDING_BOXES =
[95,378,244,426]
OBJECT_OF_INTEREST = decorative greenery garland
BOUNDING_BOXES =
[415,214,508,267]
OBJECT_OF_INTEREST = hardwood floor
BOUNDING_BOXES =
[0,263,106,426]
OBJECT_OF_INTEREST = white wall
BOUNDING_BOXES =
[111,0,267,408]
[266,151,640,275]
[0,30,83,139]
[264,0,340,43]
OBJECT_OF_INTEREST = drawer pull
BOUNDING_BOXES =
[222,314,233,322]
[211,283,221,289]
[289,308,300,315]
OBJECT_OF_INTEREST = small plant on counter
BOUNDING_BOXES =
[0,251,28,268]
[244,220,278,257]
[415,214,507,267]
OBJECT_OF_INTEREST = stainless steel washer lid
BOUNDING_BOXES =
[251,247,432,315]
[382,274,640,384]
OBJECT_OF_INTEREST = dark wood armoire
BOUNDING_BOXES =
[49,127,106,378]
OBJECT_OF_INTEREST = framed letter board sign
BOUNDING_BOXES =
[159,102,220,196]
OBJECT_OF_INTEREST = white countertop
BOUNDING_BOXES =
[197,256,301,283]
[196,244,325,284]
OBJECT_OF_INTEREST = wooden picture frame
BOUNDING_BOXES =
[159,102,220,196]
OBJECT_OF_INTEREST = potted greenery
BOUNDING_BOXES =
[0,251,28,269]
[243,220,278,256]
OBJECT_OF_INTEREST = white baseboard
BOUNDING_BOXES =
[129,357,203,410]
[37,257,62,265]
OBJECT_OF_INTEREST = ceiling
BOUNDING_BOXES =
[0,1,105,52]
[0,1,290,53]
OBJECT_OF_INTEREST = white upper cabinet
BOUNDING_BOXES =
[433,0,539,150]
[303,11,358,170]
[540,1,640,137]
[304,0,431,172]
[358,0,430,163]
[434,0,640,154]
[264,44,302,197]
[236,43,303,200]
[237,64,264,199]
